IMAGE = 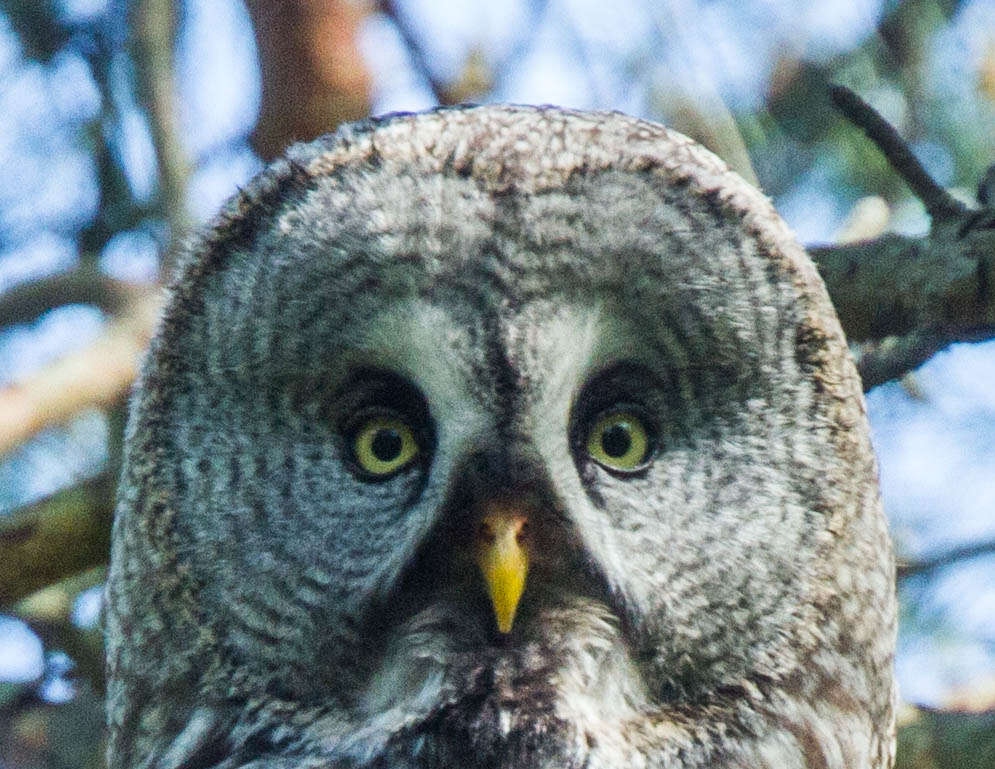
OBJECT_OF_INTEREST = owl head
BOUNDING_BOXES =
[105,105,896,769]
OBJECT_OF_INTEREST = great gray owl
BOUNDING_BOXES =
[105,105,897,769]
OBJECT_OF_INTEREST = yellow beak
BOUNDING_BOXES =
[475,511,529,634]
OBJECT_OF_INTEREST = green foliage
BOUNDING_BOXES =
[898,709,995,769]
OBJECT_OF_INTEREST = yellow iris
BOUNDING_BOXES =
[586,410,650,471]
[353,416,419,476]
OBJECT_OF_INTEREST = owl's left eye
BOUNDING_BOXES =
[350,415,420,478]
[585,409,653,472]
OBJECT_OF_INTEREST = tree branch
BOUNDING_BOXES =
[808,85,995,388]
[378,0,453,105]
[809,227,995,344]
[0,475,114,608]
[0,268,142,328]
[0,292,162,455]
[829,85,968,222]
[851,326,995,391]
[131,0,191,278]
[245,0,373,161]
[897,538,995,580]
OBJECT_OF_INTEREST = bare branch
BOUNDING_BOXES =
[0,475,114,608]
[0,268,143,327]
[829,85,968,222]
[809,88,995,387]
[131,0,191,278]
[0,292,162,455]
[897,538,995,580]
[810,226,995,338]
[378,0,453,105]
[245,0,373,161]
[851,327,995,391]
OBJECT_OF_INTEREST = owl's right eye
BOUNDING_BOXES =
[585,409,654,472]
[350,414,420,478]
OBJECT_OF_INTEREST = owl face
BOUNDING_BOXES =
[107,107,896,769]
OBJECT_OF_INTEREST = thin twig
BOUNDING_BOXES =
[897,538,995,580]
[829,85,967,221]
[493,0,550,79]
[378,0,453,105]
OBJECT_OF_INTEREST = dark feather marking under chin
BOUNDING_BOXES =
[380,662,585,769]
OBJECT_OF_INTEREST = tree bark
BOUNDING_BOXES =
[245,0,373,161]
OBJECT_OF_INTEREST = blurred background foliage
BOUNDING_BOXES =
[0,0,993,767]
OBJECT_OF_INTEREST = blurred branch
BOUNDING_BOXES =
[0,475,114,608]
[245,0,373,161]
[131,0,191,279]
[0,292,162,455]
[0,268,143,327]
[381,0,552,106]
[0,0,67,62]
[897,538,995,580]
[16,567,107,693]
[378,0,452,105]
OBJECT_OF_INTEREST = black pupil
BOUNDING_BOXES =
[371,428,403,462]
[601,422,632,458]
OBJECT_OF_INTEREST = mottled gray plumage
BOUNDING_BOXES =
[105,105,896,769]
